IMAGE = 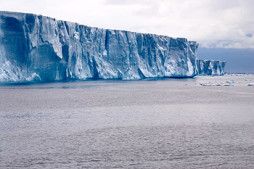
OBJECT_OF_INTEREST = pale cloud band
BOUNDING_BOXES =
[0,0,253,48]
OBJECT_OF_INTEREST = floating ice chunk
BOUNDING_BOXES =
[225,80,234,86]
[199,82,214,86]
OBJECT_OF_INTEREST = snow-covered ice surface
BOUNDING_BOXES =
[0,74,254,169]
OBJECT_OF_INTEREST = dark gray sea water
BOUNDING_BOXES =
[0,75,254,169]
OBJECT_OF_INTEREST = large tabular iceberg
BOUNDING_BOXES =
[0,11,225,82]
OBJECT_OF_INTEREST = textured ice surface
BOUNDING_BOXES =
[197,59,226,76]
[0,11,224,82]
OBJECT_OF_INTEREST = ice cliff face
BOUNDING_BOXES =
[0,11,224,82]
[197,60,226,75]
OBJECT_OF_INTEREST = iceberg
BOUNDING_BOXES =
[197,60,226,76]
[0,11,225,82]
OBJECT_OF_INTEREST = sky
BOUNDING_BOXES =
[197,48,254,73]
[1,0,254,49]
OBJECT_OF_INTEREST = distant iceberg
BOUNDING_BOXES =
[197,60,226,76]
[0,11,225,82]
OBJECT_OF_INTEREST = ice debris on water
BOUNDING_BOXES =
[200,80,235,86]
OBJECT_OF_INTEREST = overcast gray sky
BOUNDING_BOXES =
[1,0,254,48]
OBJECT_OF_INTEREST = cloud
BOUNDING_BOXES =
[0,0,253,48]
[102,0,254,48]
[104,0,154,6]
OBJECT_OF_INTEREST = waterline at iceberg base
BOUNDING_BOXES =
[0,11,225,83]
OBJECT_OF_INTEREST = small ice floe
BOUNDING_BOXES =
[225,80,234,86]
[248,83,254,86]
[199,82,214,86]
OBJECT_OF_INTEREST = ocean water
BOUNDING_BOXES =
[0,75,254,169]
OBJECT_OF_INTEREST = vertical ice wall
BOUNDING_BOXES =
[0,11,223,82]
[197,60,226,75]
